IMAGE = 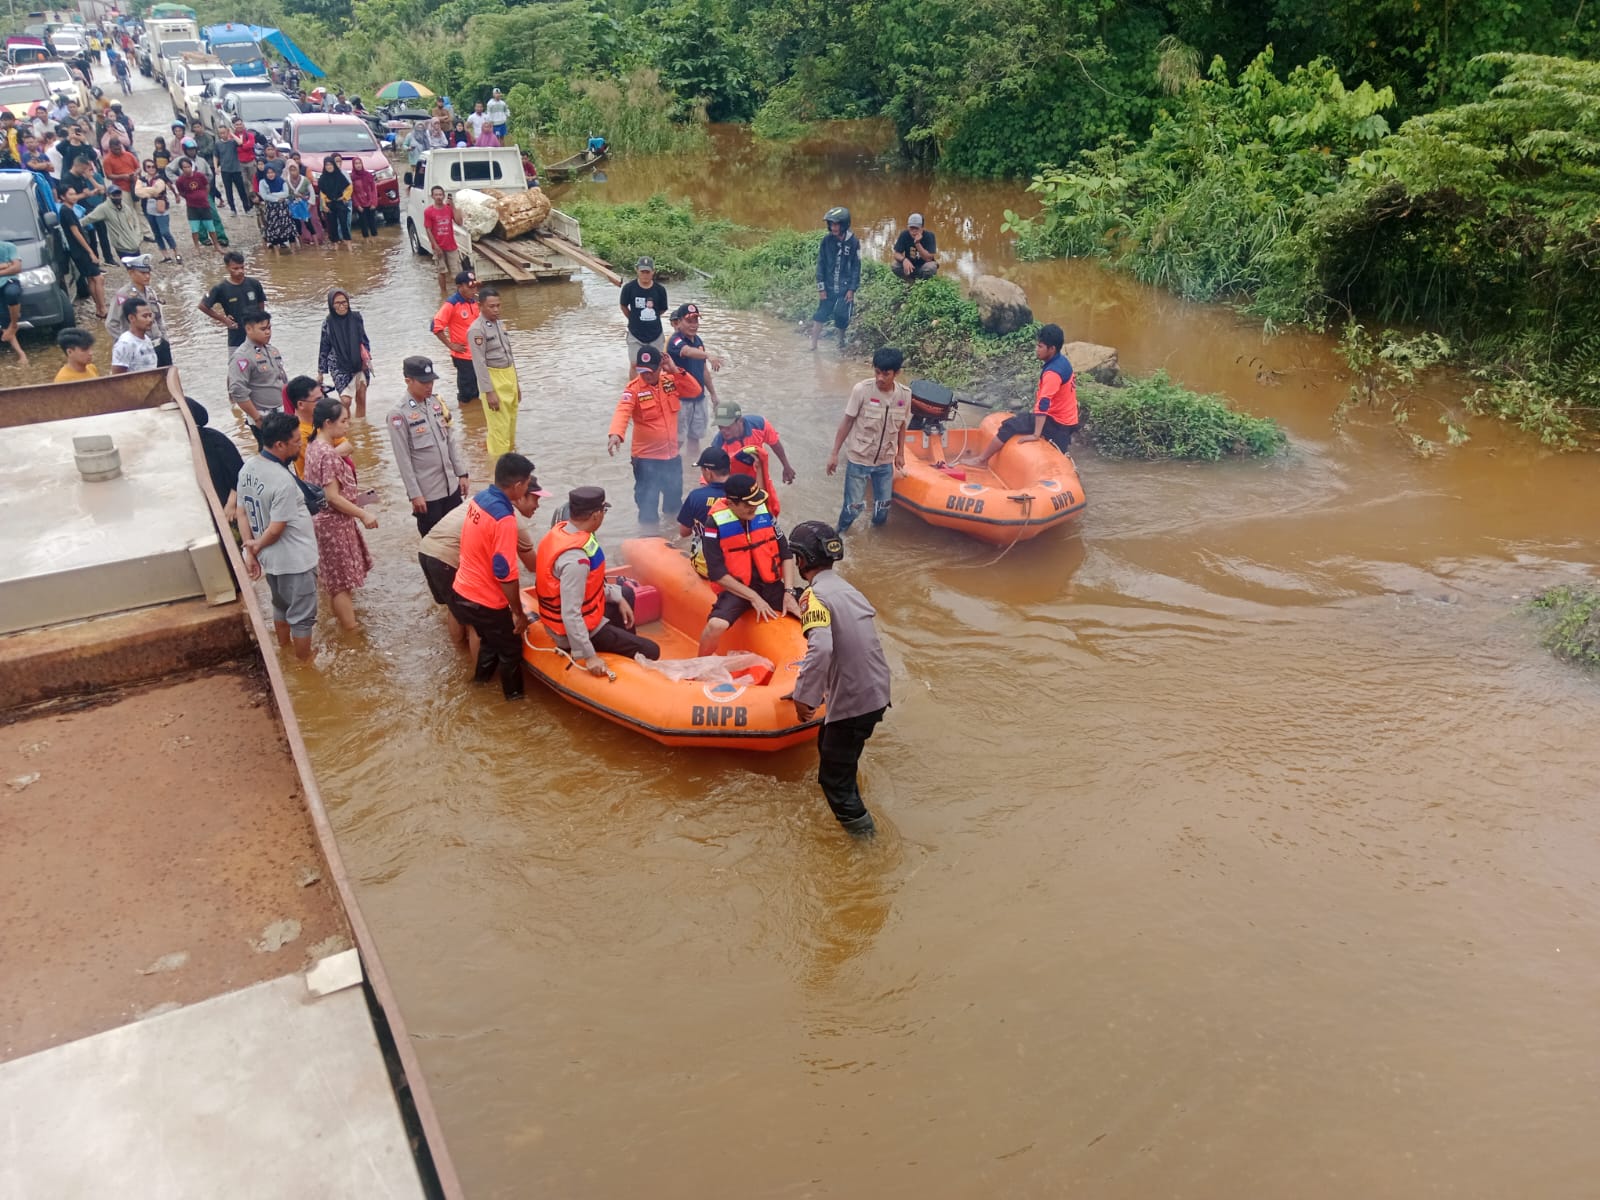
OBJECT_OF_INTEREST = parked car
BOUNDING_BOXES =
[219,89,297,149]
[0,168,75,330]
[197,74,275,132]
[282,113,400,223]
[11,62,90,110]
[0,74,52,121]
[167,55,228,122]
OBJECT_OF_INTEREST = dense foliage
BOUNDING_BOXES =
[1081,375,1288,460]
[194,0,1600,171]
[1009,51,1600,443]
[1530,585,1600,668]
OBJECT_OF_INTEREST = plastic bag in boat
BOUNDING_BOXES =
[635,652,774,686]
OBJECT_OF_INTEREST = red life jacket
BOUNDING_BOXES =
[534,524,606,635]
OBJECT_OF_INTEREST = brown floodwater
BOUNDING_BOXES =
[68,82,1600,1196]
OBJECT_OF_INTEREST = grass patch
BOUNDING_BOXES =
[563,196,749,280]
[1079,374,1289,461]
[1529,585,1600,668]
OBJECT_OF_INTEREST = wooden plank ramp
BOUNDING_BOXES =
[534,233,622,285]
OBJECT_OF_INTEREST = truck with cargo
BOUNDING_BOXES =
[145,16,199,81]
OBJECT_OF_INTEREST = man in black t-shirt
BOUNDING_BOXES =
[58,183,107,318]
[57,125,98,182]
[892,212,939,279]
[197,251,266,349]
[618,255,668,371]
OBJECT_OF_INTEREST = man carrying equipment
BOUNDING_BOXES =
[789,520,891,839]
[695,473,802,656]
[534,486,661,677]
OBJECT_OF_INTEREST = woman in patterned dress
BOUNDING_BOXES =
[303,398,376,630]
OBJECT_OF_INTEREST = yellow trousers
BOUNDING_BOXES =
[483,364,520,458]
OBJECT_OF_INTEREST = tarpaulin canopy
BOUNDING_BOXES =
[200,22,324,78]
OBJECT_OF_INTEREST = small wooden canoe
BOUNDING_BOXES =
[544,146,608,182]
[520,536,821,750]
[892,411,1086,544]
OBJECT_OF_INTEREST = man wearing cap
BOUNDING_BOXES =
[485,88,510,140]
[432,268,482,407]
[467,285,519,456]
[608,344,684,525]
[420,464,546,648]
[389,355,470,535]
[892,213,939,279]
[789,520,891,839]
[676,445,731,577]
[534,486,661,676]
[618,257,667,371]
[696,472,802,656]
[106,255,171,367]
[448,452,542,700]
[81,184,144,261]
[708,400,796,518]
[227,310,287,442]
[665,301,722,458]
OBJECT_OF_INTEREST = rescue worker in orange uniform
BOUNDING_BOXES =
[708,399,797,518]
[972,322,1078,467]
[696,473,803,656]
[534,486,661,677]
[607,345,700,525]
[450,452,545,700]
[431,268,481,408]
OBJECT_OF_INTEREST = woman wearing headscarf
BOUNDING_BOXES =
[284,158,316,244]
[256,161,297,253]
[474,121,500,148]
[450,118,471,147]
[317,154,352,248]
[349,160,379,241]
[302,396,376,633]
[318,286,372,416]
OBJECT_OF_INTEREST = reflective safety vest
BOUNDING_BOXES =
[534,524,606,635]
[707,498,782,585]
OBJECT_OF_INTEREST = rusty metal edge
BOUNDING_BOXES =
[160,367,466,1199]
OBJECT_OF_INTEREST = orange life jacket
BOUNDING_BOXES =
[534,524,606,635]
[707,498,782,585]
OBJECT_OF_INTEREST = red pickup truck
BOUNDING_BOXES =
[281,113,399,223]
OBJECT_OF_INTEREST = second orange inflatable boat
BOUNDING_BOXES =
[892,411,1087,545]
[520,537,821,751]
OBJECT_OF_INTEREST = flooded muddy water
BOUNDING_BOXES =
[74,83,1600,1196]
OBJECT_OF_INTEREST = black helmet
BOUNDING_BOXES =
[790,521,845,571]
[824,206,851,233]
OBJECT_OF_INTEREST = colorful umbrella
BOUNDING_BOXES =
[376,81,435,102]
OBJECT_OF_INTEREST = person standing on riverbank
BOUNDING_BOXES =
[619,257,667,371]
[432,269,481,406]
[826,346,911,532]
[811,206,860,351]
[468,285,519,456]
[485,88,509,140]
[237,411,320,663]
[389,355,470,535]
[790,520,890,839]
[892,213,939,279]
[607,345,683,526]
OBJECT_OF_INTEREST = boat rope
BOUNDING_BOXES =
[522,632,617,682]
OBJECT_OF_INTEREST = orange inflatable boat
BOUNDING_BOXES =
[519,536,821,751]
[892,410,1086,545]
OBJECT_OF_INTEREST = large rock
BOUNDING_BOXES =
[1064,341,1120,386]
[971,275,1033,336]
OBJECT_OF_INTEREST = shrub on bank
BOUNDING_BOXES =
[1530,585,1600,669]
[1079,374,1288,461]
